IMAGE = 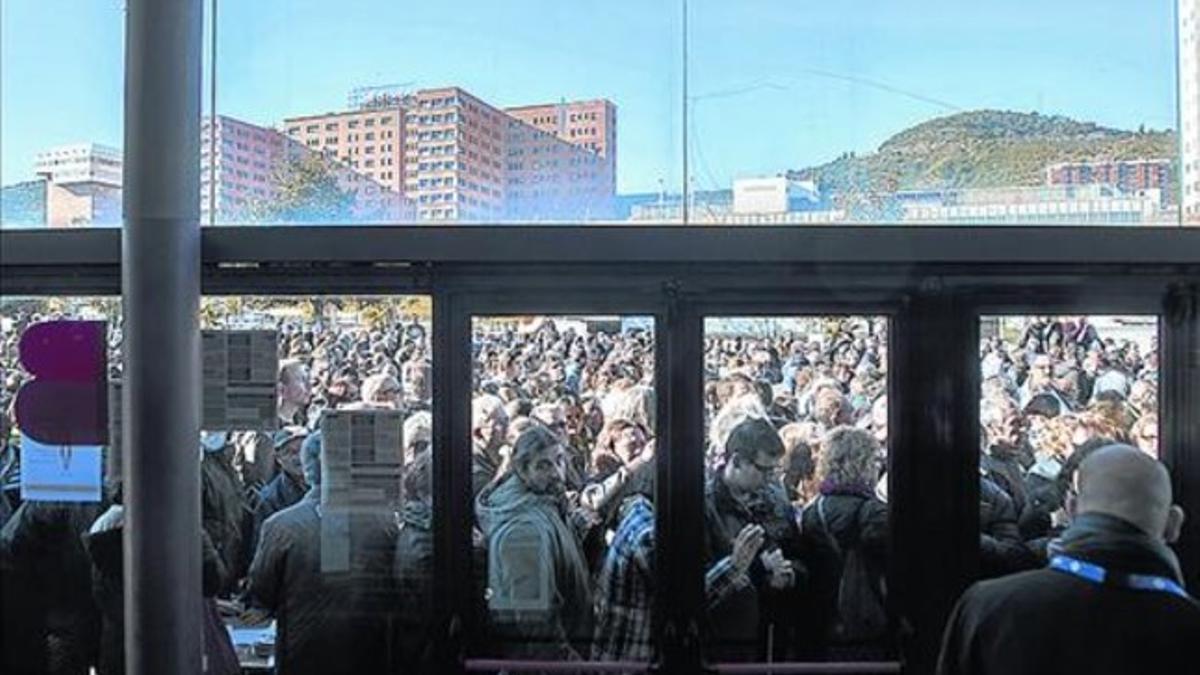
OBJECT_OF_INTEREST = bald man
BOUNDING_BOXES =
[937,444,1198,675]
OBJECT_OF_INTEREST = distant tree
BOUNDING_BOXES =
[246,154,356,224]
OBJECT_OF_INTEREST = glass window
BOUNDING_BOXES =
[687,1,1182,226]
[197,295,434,671]
[470,314,659,664]
[977,315,1159,578]
[1,297,122,672]
[701,316,894,663]
[1,4,124,229]
[214,0,680,225]
[0,294,440,672]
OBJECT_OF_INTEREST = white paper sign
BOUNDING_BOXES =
[202,330,278,431]
[318,410,403,572]
[19,434,103,502]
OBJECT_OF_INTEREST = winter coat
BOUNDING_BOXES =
[471,451,501,502]
[246,470,306,563]
[202,451,250,593]
[80,506,123,675]
[475,473,593,660]
[798,490,889,660]
[393,500,435,673]
[978,476,1037,578]
[937,513,1200,675]
[246,491,398,675]
[79,505,234,675]
[703,476,807,662]
[0,500,101,675]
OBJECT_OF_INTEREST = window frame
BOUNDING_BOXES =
[2,224,1198,675]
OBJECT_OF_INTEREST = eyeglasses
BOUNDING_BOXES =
[746,458,780,475]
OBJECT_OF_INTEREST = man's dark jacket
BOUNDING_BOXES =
[978,476,1037,578]
[247,490,398,675]
[246,470,306,563]
[938,512,1200,675]
[703,476,807,662]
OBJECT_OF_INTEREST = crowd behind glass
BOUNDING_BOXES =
[0,303,1159,673]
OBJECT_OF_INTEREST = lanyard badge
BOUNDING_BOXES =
[1049,554,1191,602]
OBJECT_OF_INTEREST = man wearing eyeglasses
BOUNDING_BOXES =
[703,416,807,662]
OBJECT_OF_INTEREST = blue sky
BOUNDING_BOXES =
[1,1,1180,194]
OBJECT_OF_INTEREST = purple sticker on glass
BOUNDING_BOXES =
[14,321,109,445]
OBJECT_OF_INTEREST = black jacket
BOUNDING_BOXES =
[978,477,1037,578]
[393,500,435,673]
[938,513,1200,675]
[798,491,890,659]
[703,476,807,662]
[79,506,231,675]
[246,470,306,564]
[246,491,398,675]
[0,500,101,674]
[202,451,250,593]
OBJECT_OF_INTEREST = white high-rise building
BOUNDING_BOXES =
[1182,0,1200,223]
[29,144,123,227]
[33,143,123,187]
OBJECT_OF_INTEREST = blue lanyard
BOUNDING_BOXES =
[1050,554,1192,602]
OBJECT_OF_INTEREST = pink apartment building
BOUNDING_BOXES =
[282,87,617,222]
[206,114,408,223]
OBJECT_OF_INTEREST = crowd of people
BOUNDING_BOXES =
[0,304,1169,673]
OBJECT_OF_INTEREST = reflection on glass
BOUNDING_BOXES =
[3,2,1189,228]
[0,296,438,672]
[471,315,658,661]
[701,316,892,663]
[978,315,1160,578]
[216,0,680,225]
[201,296,434,672]
[687,1,1181,226]
[1,4,124,230]
[0,298,122,673]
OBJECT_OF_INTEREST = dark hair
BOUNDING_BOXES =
[723,416,784,465]
[511,399,533,418]
[1024,393,1062,419]
[512,422,558,455]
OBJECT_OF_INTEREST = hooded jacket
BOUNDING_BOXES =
[475,473,592,660]
[392,499,435,672]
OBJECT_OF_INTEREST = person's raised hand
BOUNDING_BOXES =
[731,524,766,575]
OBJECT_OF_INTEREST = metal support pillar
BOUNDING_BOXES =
[122,1,204,673]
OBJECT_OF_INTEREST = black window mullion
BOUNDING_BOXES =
[655,284,706,674]
[432,284,473,675]
[890,283,979,673]
[1162,282,1200,592]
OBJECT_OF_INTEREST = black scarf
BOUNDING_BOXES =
[1050,512,1184,587]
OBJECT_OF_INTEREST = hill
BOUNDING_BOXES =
[788,110,1176,203]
